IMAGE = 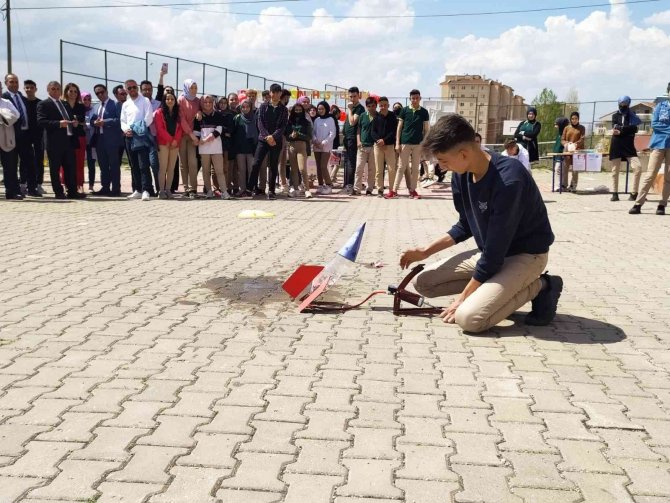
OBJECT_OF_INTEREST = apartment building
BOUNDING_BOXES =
[440,74,526,144]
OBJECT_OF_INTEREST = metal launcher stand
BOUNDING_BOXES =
[388,264,443,316]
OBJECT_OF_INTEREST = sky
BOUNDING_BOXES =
[1,0,670,109]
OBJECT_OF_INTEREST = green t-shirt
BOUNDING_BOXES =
[399,106,429,145]
[343,102,365,140]
[358,112,375,147]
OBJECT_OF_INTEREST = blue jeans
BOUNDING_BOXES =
[149,140,159,194]
[125,139,153,193]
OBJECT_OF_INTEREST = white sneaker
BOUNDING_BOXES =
[288,187,296,198]
[36,184,46,195]
[323,185,333,195]
[305,189,312,198]
[127,190,142,199]
[221,190,231,200]
[206,189,214,199]
[141,191,150,201]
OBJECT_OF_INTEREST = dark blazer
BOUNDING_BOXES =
[37,97,77,151]
[90,99,124,149]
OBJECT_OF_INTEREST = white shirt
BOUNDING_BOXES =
[120,95,153,132]
[502,143,531,172]
[8,91,28,130]
[312,116,335,152]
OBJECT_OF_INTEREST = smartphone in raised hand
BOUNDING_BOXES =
[161,63,168,74]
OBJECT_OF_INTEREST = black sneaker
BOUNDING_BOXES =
[525,273,563,326]
[628,192,637,201]
[610,193,619,202]
[629,204,641,214]
[377,189,384,198]
[267,192,276,200]
[657,205,666,216]
[27,189,43,197]
[365,190,373,196]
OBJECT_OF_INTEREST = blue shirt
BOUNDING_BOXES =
[650,99,670,150]
[447,153,555,283]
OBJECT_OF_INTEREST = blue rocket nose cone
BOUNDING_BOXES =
[337,222,366,262]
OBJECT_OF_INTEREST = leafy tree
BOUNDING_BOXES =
[564,88,579,116]
[531,88,564,145]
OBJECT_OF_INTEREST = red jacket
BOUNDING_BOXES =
[153,107,183,146]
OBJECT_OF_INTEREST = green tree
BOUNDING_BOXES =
[531,88,564,147]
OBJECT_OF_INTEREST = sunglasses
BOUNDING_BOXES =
[126,85,138,90]
[94,90,105,95]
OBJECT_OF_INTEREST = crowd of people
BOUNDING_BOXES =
[0,70,433,201]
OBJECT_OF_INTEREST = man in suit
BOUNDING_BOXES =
[0,80,22,199]
[91,84,123,196]
[36,80,85,199]
[23,79,45,194]
[3,73,40,197]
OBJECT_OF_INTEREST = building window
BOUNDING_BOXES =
[462,86,465,89]
[460,103,464,107]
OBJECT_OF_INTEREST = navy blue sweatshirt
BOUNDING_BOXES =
[448,153,554,283]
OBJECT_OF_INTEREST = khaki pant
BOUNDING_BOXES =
[610,157,642,194]
[636,149,670,206]
[375,144,396,190]
[314,151,332,187]
[228,156,238,192]
[179,136,198,192]
[288,141,308,189]
[200,153,225,193]
[236,154,254,192]
[395,144,422,192]
[354,146,376,191]
[158,145,179,192]
[560,156,579,189]
[413,249,549,333]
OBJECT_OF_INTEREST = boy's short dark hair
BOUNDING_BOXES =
[280,89,290,98]
[570,111,580,119]
[378,96,389,103]
[93,84,107,93]
[409,89,421,96]
[23,79,37,87]
[504,138,517,148]
[474,132,482,140]
[422,114,476,156]
[263,90,271,98]
[348,86,360,94]
[365,97,377,106]
[269,83,282,93]
[140,80,152,88]
[112,84,124,96]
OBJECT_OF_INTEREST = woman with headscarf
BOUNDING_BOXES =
[177,78,201,197]
[232,99,258,197]
[552,116,569,186]
[609,96,642,201]
[286,103,313,198]
[217,96,236,194]
[514,106,542,164]
[82,92,97,193]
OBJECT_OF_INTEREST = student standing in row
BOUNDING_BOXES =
[285,103,313,198]
[395,89,429,199]
[342,87,364,195]
[194,95,230,199]
[560,112,585,192]
[153,92,182,198]
[373,96,398,198]
[312,101,336,196]
[609,96,642,201]
[178,79,201,197]
[232,99,257,196]
[354,97,377,195]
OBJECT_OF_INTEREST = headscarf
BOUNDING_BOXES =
[81,92,92,111]
[617,96,641,126]
[555,117,569,135]
[316,100,330,116]
[182,79,197,101]
[297,96,310,106]
[527,106,537,122]
[239,99,258,139]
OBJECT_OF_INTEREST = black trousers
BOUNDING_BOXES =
[47,145,76,196]
[1,148,20,198]
[248,141,280,194]
[29,134,45,185]
[343,137,357,187]
[15,130,37,191]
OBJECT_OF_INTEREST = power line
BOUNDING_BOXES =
[9,0,306,10]
[7,0,662,16]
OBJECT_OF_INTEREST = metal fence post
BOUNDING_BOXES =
[590,101,596,148]
[104,50,109,89]
[144,51,148,81]
[176,58,180,91]
[224,68,228,97]
[202,63,206,96]
[246,73,249,88]
[59,40,63,86]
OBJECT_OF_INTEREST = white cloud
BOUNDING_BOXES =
[644,9,670,25]
[440,0,670,103]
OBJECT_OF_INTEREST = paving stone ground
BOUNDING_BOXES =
[1,169,669,502]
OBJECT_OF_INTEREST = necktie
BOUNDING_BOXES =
[12,94,27,130]
[56,100,73,136]
[98,102,105,134]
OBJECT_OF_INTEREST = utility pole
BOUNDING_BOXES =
[2,0,10,73]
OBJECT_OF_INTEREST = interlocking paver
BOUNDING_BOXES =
[3,170,670,501]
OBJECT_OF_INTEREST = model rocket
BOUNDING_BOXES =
[282,223,366,312]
